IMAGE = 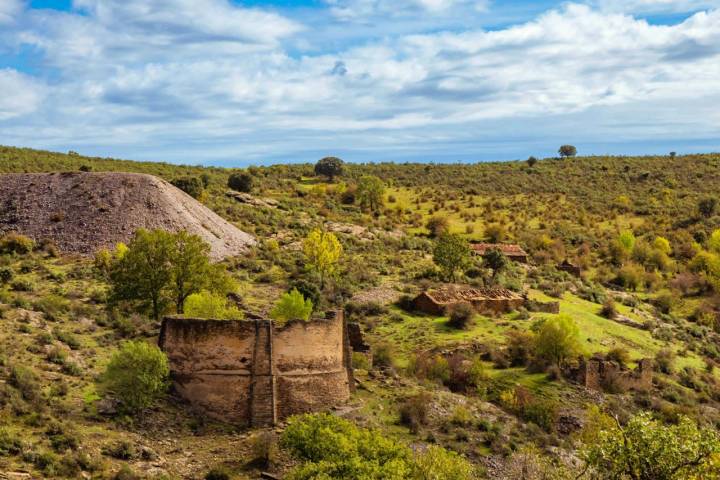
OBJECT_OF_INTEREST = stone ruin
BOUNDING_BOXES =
[413,285,525,316]
[159,311,354,427]
[566,354,653,392]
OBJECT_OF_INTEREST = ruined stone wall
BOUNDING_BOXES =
[412,292,524,316]
[159,312,353,427]
[571,357,653,392]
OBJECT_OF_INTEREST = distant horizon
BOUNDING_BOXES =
[3,143,718,169]
[1,0,719,165]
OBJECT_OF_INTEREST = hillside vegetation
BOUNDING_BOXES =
[1,145,720,479]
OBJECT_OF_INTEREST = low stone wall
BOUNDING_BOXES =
[567,356,653,392]
[159,311,353,427]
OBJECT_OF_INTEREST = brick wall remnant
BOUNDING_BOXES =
[158,311,354,427]
[566,355,653,392]
[413,285,525,316]
[558,260,582,277]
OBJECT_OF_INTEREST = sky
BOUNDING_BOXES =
[0,0,719,166]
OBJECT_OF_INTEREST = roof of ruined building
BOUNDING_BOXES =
[470,243,528,256]
[421,286,523,304]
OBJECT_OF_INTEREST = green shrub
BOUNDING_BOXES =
[227,172,254,193]
[0,232,35,254]
[446,302,475,330]
[600,298,618,319]
[0,427,24,455]
[250,431,277,468]
[205,467,231,480]
[606,347,630,367]
[171,176,205,199]
[101,341,169,415]
[9,365,42,404]
[0,266,13,284]
[281,413,412,480]
[10,278,34,292]
[352,352,370,370]
[412,445,475,480]
[184,290,242,320]
[399,392,431,433]
[270,289,313,325]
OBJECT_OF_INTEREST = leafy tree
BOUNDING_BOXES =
[110,229,175,321]
[314,156,344,181]
[532,315,582,368]
[171,176,205,200]
[527,156,538,167]
[558,145,577,158]
[303,229,343,289]
[426,216,450,238]
[110,229,232,320]
[653,236,671,255]
[227,172,254,193]
[483,248,509,278]
[356,175,385,213]
[101,341,169,415]
[170,231,216,314]
[184,290,242,319]
[618,230,636,253]
[433,234,470,281]
[270,289,313,324]
[581,412,720,480]
[698,197,717,218]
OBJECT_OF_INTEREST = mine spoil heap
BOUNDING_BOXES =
[0,172,255,260]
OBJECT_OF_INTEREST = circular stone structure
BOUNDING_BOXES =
[158,311,354,426]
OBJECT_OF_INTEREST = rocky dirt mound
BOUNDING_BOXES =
[0,172,256,260]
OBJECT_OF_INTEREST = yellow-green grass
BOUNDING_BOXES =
[375,291,706,373]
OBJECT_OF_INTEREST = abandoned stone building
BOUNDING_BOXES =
[159,311,354,427]
[557,259,582,277]
[470,243,529,263]
[566,354,653,392]
[413,286,525,316]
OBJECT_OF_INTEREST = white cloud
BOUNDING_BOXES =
[593,0,720,14]
[0,0,22,24]
[0,69,45,119]
[1,2,719,163]
[325,0,489,20]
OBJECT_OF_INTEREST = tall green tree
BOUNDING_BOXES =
[170,231,214,314]
[314,157,344,181]
[110,229,175,321]
[433,234,470,281]
[356,175,385,213]
[532,315,582,368]
[303,229,343,289]
[109,229,233,319]
[558,145,577,158]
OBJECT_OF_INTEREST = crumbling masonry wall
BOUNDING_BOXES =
[568,356,653,392]
[158,311,353,427]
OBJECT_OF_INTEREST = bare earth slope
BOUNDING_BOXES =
[0,172,256,259]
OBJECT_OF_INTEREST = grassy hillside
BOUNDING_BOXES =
[1,145,720,479]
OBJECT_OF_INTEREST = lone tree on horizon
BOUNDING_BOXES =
[558,145,577,159]
[315,156,344,181]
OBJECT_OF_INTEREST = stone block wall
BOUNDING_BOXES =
[570,356,653,392]
[159,311,353,427]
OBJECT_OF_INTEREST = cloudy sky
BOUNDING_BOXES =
[0,0,719,166]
